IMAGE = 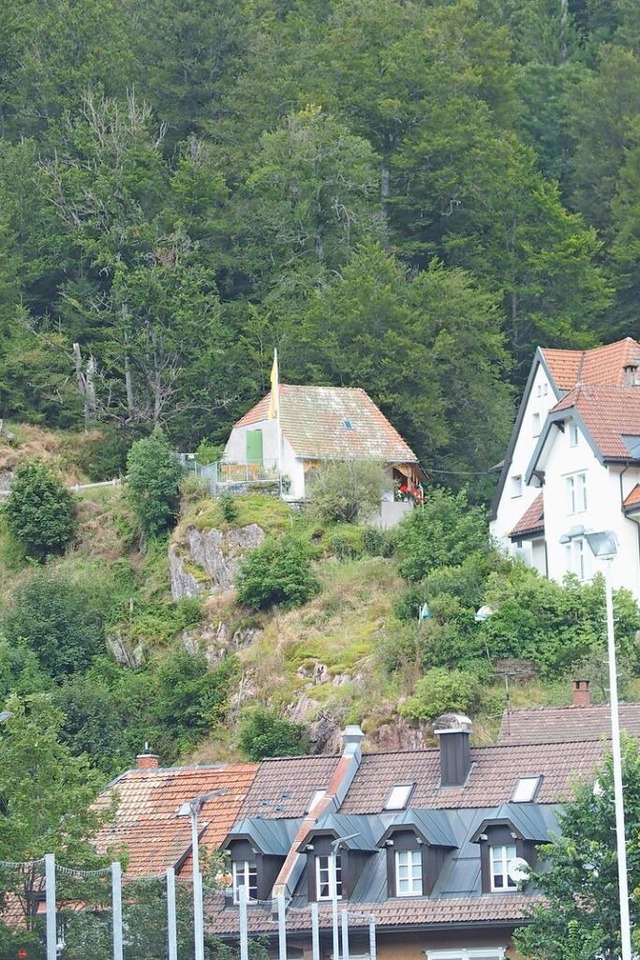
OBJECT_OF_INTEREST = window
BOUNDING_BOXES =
[490,844,517,891]
[512,776,541,802]
[307,789,326,812]
[395,849,423,897]
[542,382,548,396]
[566,536,587,581]
[569,422,579,447]
[532,412,541,437]
[384,783,415,810]
[510,474,523,498]
[316,854,342,900]
[232,861,257,904]
[566,472,587,514]
[427,950,506,960]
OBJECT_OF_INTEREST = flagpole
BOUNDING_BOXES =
[270,348,283,494]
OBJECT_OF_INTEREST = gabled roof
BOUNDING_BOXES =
[93,763,258,877]
[471,803,550,843]
[237,754,342,820]
[623,483,640,513]
[233,385,420,465]
[498,703,640,744]
[302,812,381,851]
[337,741,604,813]
[509,493,544,541]
[378,808,457,848]
[541,337,640,390]
[223,817,301,856]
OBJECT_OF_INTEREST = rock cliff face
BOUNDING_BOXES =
[169,523,265,600]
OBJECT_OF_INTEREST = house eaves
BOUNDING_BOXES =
[524,405,606,485]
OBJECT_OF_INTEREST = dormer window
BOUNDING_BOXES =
[490,844,517,892]
[395,849,423,896]
[385,783,415,810]
[316,854,341,900]
[232,860,257,904]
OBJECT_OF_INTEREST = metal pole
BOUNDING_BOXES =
[331,852,340,960]
[368,917,377,960]
[191,808,205,960]
[45,854,56,960]
[167,868,178,960]
[311,903,320,960]
[277,893,287,960]
[341,910,349,960]
[604,559,633,960]
[239,885,249,960]
[111,861,123,960]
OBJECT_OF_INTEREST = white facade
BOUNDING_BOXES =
[222,418,305,499]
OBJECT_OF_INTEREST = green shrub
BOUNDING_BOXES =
[219,493,238,523]
[237,537,320,610]
[362,526,396,557]
[308,460,387,523]
[238,706,309,760]
[396,487,489,581]
[400,667,480,723]
[126,428,182,538]
[326,526,365,560]
[195,438,223,465]
[3,459,77,560]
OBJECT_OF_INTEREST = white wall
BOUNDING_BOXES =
[539,418,640,597]
[491,363,558,551]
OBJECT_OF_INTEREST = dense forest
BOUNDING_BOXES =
[3,0,640,491]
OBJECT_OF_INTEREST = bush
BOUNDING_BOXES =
[3,459,77,560]
[238,706,309,760]
[400,667,480,723]
[2,570,110,677]
[396,487,489,581]
[308,460,387,523]
[126,427,182,538]
[219,493,238,523]
[237,537,320,609]
[362,526,396,557]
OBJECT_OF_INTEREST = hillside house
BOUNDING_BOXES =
[221,385,425,524]
[489,337,640,599]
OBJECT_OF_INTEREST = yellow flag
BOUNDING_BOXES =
[268,348,279,419]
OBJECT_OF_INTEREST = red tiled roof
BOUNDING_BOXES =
[237,755,342,820]
[509,493,544,540]
[233,385,419,463]
[541,338,640,391]
[623,484,640,510]
[205,891,538,935]
[93,763,258,877]
[551,384,640,459]
[338,741,604,814]
[498,704,640,744]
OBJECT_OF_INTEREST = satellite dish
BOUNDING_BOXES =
[508,857,530,885]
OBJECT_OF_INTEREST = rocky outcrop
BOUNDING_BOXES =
[169,523,266,600]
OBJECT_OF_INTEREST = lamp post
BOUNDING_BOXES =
[584,531,632,960]
[178,787,228,960]
[330,833,360,960]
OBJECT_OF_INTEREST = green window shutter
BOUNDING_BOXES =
[246,429,263,464]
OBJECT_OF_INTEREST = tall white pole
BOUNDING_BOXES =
[368,917,377,960]
[45,854,57,960]
[239,885,249,960]
[604,559,632,960]
[341,909,350,960]
[311,902,320,960]
[111,861,123,960]
[167,867,178,960]
[331,852,340,960]
[191,808,205,960]
[277,892,287,960]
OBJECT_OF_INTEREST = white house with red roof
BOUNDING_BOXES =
[222,384,425,516]
[490,337,640,598]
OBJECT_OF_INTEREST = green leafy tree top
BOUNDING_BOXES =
[126,427,182,538]
[515,737,640,960]
[3,459,77,561]
[238,706,309,761]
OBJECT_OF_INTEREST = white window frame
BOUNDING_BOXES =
[232,860,257,904]
[510,474,523,499]
[395,849,423,897]
[569,422,579,447]
[385,783,415,810]
[566,472,587,514]
[426,950,506,960]
[490,844,517,892]
[512,776,541,802]
[532,412,541,437]
[316,853,342,901]
[565,536,588,581]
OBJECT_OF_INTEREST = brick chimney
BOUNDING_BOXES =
[136,742,159,769]
[434,714,472,787]
[572,679,590,707]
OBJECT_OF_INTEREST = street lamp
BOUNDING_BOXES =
[583,530,632,960]
[178,787,228,960]
[330,833,360,960]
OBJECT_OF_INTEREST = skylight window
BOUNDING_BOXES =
[307,789,326,812]
[511,776,541,803]
[343,419,353,430]
[384,783,415,810]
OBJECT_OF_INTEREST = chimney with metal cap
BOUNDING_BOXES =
[572,679,590,707]
[136,742,159,769]
[434,714,472,787]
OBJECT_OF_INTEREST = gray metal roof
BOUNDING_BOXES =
[378,808,457,848]
[303,813,381,851]
[223,817,302,855]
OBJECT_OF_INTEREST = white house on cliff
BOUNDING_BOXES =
[490,337,640,600]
